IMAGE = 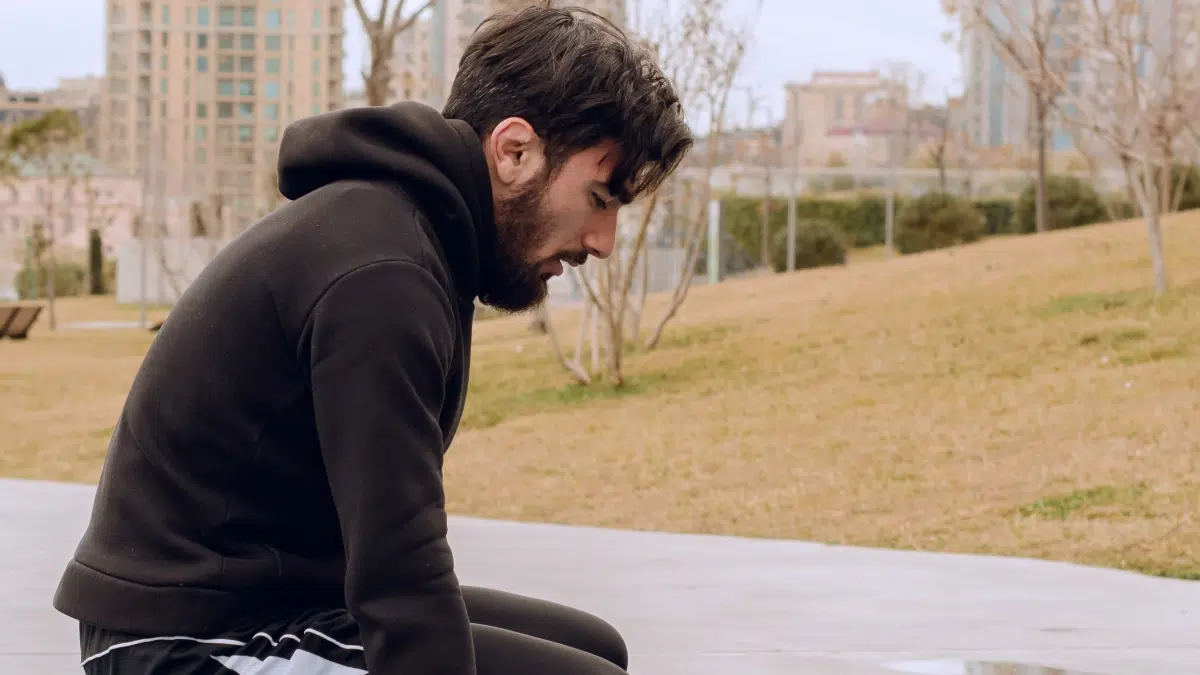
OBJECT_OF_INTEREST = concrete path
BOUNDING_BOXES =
[3,477,1198,674]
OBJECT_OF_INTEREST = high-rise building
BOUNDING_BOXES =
[101,0,345,230]
[388,0,628,111]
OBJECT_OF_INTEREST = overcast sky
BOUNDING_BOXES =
[0,0,960,121]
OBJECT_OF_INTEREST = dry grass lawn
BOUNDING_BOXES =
[2,213,1198,579]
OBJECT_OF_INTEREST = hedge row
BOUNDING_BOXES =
[719,171,1200,262]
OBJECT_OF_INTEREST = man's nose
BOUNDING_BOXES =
[583,211,619,260]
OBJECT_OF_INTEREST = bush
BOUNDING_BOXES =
[895,192,986,255]
[14,260,87,300]
[1012,175,1108,234]
[771,219,848,272]
[972,198,1015,235]
[721,195,888,254]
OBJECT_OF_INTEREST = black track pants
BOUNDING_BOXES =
[78,586,630,674]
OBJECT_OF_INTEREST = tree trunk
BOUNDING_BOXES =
[1159,149,1174,214]
[1133,159,1169,294]
[759,178,771,269]
[47,227,57,330]
[1034,104,1049,234]
[365,39,394,106]
[1146,203,1168,295]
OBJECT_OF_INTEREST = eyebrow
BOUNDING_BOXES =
[593,180,631,206]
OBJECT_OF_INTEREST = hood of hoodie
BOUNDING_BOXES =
[276,101,495,301]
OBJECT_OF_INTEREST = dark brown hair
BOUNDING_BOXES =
[443,5,693,203]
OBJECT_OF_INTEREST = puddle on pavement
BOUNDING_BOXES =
[884,659,1114,675]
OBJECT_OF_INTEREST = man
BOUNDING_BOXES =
[52,6,692,675]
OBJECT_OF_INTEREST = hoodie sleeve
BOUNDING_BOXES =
[305,259,476,675]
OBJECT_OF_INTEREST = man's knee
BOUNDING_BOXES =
[576,614,628,670]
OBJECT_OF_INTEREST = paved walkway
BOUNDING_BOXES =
[3,477,1198,674]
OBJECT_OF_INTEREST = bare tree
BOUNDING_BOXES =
[1048,0,1199,294]
[351,0,437,106]
[3,110,82,328]
[948,0,1073,234]
[738,86,774,269]
[923,102,953,193]
[878,60,929,167]
[538,0,761,386]
[79,172,124,296]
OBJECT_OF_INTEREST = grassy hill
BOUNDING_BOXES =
[2,212,1198,578]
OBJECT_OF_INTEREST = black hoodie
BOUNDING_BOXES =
[53,102,494,675]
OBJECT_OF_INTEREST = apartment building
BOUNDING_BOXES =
[389,0,628,110]
[782,70,912,168]
[0,75,103,154]
[101,0,345,232]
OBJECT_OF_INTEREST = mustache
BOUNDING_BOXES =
[556,251,590,267]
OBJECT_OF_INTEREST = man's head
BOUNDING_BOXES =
[443,5,693,313]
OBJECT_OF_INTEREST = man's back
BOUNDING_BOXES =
[54,107,483,638]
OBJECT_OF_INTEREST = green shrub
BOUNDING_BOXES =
[972,198,1015,235]
[87,229,106,295]
[15,260,87,300]
[771,218,848,272]
[721,195,888,253]
[896,192,986,255]
[1013,175,1108,234]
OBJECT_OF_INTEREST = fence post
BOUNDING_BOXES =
[706,199,721,285]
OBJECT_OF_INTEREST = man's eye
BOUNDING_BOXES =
[592,194,607,210]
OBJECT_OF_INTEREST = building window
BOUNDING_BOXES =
[240,34,255,50]
[264,81,280,98]
[312,58,320,75]
[218,56,234,72]
[239,56,256,73]
[218,102,234,118]
[238,125,253,141]
[195,125,208,142]
[265,35,281,51]
[312,35,321,50]
[198,6,210,26]
[160,55,168,70]
[196,102,208,118]
[218,79,234,96]
[219,33,234,49]
[161,4,169,24]
[218,6,235,26]
[265,9,281,28]
[238,103,254,119]
[264,126,279,142]
[265,103,279,120]
[160,78,168,94]
[265,58,280,74]
[197,55,209,73]
[197,33,208,49]
[238,79,255,96]
[312,9,322,28]
[196,148,207,164]
[240,7,255,27]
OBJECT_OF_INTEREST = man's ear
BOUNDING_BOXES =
[488,117,545,189]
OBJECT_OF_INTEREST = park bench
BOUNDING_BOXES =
[0,304,44,340]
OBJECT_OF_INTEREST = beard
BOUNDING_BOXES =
[479,169,557,314]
